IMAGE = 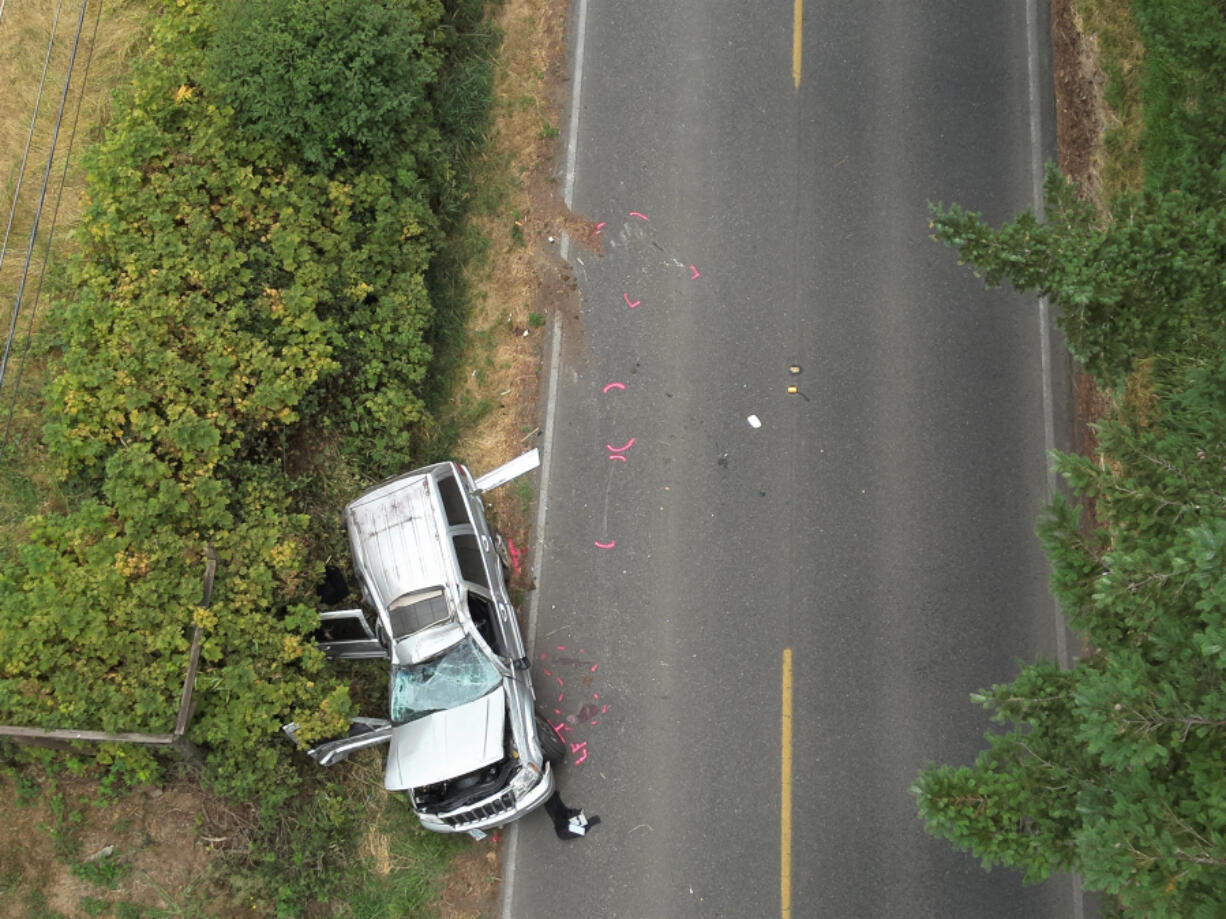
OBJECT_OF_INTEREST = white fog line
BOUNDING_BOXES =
[561,0,590,211]
[498,823,521,919]
[501,306,562,919]
[504,3,590,910]
[1026,0,1069,671]
[1027,4,1084,919]
[526,317,563,658]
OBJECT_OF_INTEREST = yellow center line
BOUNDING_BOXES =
[781,648,794,919]
[792,0,803,89]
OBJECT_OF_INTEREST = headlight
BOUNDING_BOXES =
[508,762,542,798]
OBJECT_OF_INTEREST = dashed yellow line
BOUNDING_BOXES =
[792,0,803,89]
[781,648,794,918]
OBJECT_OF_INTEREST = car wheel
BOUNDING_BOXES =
[536,714,566,765]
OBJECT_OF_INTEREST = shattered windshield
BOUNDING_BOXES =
[390,636,501,725]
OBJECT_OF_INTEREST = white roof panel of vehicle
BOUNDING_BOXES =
[345,472,453,619]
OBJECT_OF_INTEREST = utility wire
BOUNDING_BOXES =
[0,0,67,283]
[0,0,90,418]
[2,0,104,447]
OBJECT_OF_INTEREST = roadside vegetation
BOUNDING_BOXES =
[0,0,564,913]
[913,1,1226,915]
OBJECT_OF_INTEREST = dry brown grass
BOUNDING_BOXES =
[448,0,592,546]
[0,0,145,228]
[1073,0,1146,198]
[0,0,146,448]
[1055,3,1146,498]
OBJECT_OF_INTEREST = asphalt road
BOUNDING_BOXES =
[506,2,1080,916]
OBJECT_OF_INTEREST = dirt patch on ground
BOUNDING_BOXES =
[1051,0,1110,208]
[436,837,502,919]
[0,772,254,919]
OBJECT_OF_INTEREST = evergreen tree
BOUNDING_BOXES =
[929,166,1226,386]
[915,350,1226,915]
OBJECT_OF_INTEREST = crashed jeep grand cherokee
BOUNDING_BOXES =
[284,450,564,835]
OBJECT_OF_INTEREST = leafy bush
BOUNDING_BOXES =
[206,0,444,173]
[0,0,461,807]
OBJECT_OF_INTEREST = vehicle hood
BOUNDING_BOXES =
[384,685,507,790]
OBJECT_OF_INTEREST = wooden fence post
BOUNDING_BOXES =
[0,547,218,770]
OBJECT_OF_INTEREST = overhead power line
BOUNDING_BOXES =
[0,0,67,283]
[2,0,106,447]
[0,0,92,439]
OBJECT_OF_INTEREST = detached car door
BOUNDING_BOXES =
[282,717,392,766]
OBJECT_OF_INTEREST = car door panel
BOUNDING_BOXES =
[283,717,392,766]
[313,609,387,659]
[472,448,540,494]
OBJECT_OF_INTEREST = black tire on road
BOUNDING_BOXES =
[536,715,566,766]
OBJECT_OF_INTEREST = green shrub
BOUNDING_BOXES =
[2,0,497,826]
[1132,0,1226,199]
[205,0,444,172]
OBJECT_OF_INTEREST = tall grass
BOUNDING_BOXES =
[1076,0,1146,197]
[0,0,145,545]
[1130,0,1226,201]
[1078,0,1226,204]
[420,0,504,461]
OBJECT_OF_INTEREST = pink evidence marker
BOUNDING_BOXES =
[594,540,616,550]
[506,538,524,575]
[602,381,627,393]
[606,437,636,454]
[689,264,701,280]
[629,211,649,221]
[623,293,641,308]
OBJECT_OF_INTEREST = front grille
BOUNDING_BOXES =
[441,790,516,827]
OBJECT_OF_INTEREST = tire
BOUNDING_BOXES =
[536,714,566,766]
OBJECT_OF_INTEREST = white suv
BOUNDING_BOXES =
[285,450,563,834]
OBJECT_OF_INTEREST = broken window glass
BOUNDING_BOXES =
[390,637,500,725]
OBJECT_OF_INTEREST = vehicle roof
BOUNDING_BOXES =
[344,465,457,633]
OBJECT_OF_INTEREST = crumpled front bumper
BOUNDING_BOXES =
[415,763,555,834]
